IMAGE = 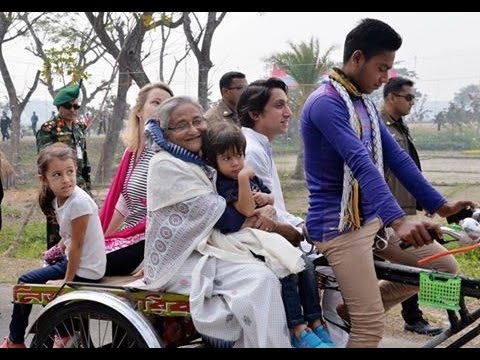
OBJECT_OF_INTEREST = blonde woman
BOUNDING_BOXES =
[100,82,173,275]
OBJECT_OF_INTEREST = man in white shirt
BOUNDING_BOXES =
[238,78,348,347]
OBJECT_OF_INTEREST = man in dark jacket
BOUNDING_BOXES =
[205,71,247,126]
[381,76,443,336]
[1,111,11,141]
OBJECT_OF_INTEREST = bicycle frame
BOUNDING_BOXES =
[374,261,480,348]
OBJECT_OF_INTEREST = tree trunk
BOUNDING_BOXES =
[183,12,225,109]
[9,107,22,172]
[95,68,130,185]
[198,63,210,110]
[292,136,305,180]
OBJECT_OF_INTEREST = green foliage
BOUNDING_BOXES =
[443,238,480,277]
[42,45,89,87]
[456,251,480,278]
[266,38,336,145]
[266,37,336,105]
[412,129,480,151]
[434,84,480,131]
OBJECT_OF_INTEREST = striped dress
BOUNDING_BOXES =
[104,147,154,253]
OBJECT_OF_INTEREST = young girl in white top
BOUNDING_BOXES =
[0,143,106,348]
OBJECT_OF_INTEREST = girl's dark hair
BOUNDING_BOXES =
[37,143,77,215]
[238,77,288,128]
[203,122,246,168]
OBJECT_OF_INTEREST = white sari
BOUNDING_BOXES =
[141,151,294,348]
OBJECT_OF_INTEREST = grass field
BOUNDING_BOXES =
[1,126,480,280]
[1,125,480,347]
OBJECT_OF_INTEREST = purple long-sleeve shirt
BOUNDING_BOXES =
[300,79,446,242]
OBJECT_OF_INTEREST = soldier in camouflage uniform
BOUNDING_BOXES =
[204,71,247,126]
[36,80,92,249]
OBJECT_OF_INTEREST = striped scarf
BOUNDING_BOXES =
[329,68,384,231]
[144,119,206,166]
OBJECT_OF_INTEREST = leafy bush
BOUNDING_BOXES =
[412,130,480,151]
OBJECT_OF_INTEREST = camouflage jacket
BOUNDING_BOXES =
[205,99,240,126]
[36,116,91,191]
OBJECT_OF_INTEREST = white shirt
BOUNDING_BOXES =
[54,186,106,280]
[242,127,303,227]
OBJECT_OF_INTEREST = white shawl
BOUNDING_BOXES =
[142,151,304,290]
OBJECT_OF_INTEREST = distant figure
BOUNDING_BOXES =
[97,117,106,135]
[83,112,93,128]
[0,111,11,141]
[31,111,39,135]
[83,112,94,137]
[49,111,56,121]
[204,71,247,126]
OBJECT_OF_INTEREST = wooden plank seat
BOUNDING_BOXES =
[12,277,191,317]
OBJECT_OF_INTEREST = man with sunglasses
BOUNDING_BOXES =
[381,76,443,336]
[36,80,92,249]
[205,71,247,126]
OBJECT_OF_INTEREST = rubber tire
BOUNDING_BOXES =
[30,301,150,348]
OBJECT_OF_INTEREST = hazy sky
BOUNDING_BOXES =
[205,12,480,103]
[3,12,480,115]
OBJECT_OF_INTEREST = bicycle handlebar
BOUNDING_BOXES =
[399,207,478,250]
[399,228,444,250]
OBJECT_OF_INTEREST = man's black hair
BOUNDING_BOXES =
[383,77,415,98]
[343,18,402,64]
[219,71,246,91]
[238,77,288,128]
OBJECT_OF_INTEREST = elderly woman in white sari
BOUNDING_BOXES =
[141,96,301,348]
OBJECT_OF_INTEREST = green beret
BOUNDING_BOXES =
[53,80,81,106]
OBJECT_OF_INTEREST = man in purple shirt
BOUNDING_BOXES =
[300,18,473,347]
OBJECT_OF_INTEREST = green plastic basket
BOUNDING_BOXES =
[418,272,461,310]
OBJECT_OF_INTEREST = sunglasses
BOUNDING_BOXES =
[393,93,415,102]
[61,103,81,110]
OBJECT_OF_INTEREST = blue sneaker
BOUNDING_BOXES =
[292,330,327,348]
[313,325,336,348]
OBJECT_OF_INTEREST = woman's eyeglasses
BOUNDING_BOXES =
[61,103,81,110]
[393,93,415,102]
[167,118,206,132]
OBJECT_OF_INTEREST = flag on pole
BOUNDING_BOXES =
[388,69,398,79]
[271,64,298,88]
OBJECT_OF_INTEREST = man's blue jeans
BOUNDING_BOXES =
[280,255,322,328]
